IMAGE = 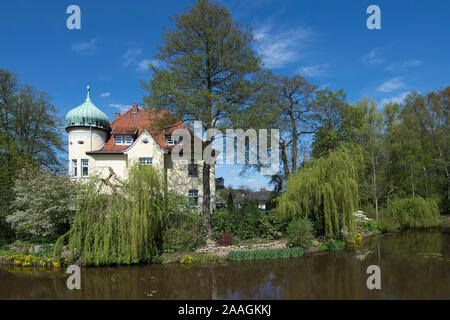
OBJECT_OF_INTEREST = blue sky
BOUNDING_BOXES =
[1,0,449,190]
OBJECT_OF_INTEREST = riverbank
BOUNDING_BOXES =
[0,228,384,267]
[157,229,382,264]
[439,215,450,229]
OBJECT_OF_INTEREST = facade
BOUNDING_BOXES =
[65,86,215,208]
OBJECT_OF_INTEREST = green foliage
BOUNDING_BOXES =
[63,165,167,266]
[275,144,364,239]
[328,239,344,251]
[212,203,280,241]
[162,193,205,252]
[226,247,303,261]
[142,0,263,234]
[0,69,64,240]
[226,193,234,211]
[314,241,330,251]
[286,218,314,249]
[377,218,400,233]
[381,197,440,229]
[311,88,363,158]
[7,168,77,240]
[364,220,380,232]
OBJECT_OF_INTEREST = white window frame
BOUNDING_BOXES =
[188,189,199,207]
[114,135,133,145]
[165,135,182,146]
[81,159,89,177]
[139,157,153,165]
[71,159,77,177]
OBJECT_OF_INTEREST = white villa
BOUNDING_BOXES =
[65,86,215,208]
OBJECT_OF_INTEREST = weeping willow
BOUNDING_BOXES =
[59,165,167,266]
[276,144,365,239]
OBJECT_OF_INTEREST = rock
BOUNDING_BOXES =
[11,246,26,253]
[60,246,70,259]
[29,245,43,254]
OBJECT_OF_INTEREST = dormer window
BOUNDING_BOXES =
[114,135,133,145]
[165,135,182,146]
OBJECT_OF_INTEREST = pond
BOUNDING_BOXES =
[1,230,449,300]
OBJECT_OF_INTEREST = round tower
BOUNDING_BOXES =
[65,85,110,178]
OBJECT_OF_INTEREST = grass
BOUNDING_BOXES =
[226,247,304,261]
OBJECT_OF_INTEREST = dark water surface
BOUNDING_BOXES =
[1,230,449,300]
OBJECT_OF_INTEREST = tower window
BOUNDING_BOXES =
[71,159,77,177]
[81,159,89,177]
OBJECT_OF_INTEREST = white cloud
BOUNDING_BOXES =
[402,59,422,68]
[137,59,161,71]
[386,59,423,71]
[100,92,111,97]
[253,24,312,68]
[123,48,142,67]
[377,77,406,93]
[379,91,410,106]
[71,38,97,53]
[109,103,131,113]
[363,48,384,65]
[296,63,329,78]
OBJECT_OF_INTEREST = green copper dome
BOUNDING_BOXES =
[65,86,110,131]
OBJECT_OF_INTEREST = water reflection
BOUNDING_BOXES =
[1,230,448,299]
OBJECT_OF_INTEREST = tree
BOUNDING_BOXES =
[226,192,234,211]
[142,0,261,236]
[0,69,65,239]
[7,168,77,240]
[270,75,316,177]
[275,144,365,239]
[355,98,384,220]
[311,88,363,158]
[425,87,449,213]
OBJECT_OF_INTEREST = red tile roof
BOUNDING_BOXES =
[93,106,188,153]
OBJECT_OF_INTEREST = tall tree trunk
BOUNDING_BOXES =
[290,113,298,173]
[203,161,212,237]
[281,141,290,180]
[371,152,379,221]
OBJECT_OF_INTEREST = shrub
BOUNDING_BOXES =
[377,218,400,233]
[286,218,314,249]
[212,203,281,241]
[163,193,205,252]
[61,165,167,266]
[226,247,303,261]
[7,168,78,240]
[381,197,440,229]
[364,220,379,232]
[328,239,344,251]
[218,232,233,246]
[274,144,364,239]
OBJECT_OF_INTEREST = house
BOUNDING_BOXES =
[65,86,215,209]
[216,187,271,211]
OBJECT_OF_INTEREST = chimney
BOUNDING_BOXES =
[115,112,121,120]
[132,103,138,113]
